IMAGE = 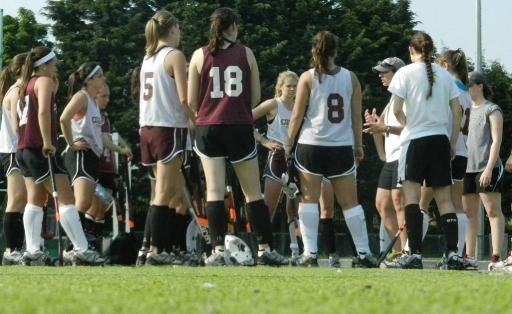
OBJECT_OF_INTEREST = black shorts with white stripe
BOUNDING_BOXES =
[295,144,355,179]
[463,165,504,194]
[16,148,67,184]
[64,149,100,185]
[0,153,21,177]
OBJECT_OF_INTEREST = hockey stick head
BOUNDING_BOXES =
[224,235,254,266]
[281,157,301,199]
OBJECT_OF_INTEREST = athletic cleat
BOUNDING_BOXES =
[145,251,174,266]
[290,246,300,259]
[352,253,378,268]
[488,255,512,272]
[290,254,318,267]
[382,253,423,269]
[437,251,464,270]
[179,251,202,266]
[257,250,289,266]
[462,256,479,271]
[73,249,105,266]
[328,253,341,268]
[62,250,75,266]
[20,250,56,266]
[136,248,148,267]
[385,250,402,262]
[2,250,23,265]
[204,251,226,266]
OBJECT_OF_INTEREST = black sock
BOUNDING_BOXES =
[166,208,177,252]
[149,205,171,253]
[206,201,227,246]
[94,219,105,237]
[4,212,21,251]
[84,213,96,234]
[405,204,423,255]
[440,213,458,254]
[246,199,273,245]
[13,212,24,250]
[142,206,153,248]
[319,218,336,254]
[175,213,188,251]
[78,211,87,231]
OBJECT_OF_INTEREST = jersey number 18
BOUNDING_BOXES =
[209,66,243,98]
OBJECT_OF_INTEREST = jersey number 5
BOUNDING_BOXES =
[143,72,154,101]
[327,93,344,123]
[210,66,243,98]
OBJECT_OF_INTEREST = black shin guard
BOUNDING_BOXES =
[206,201,227,246]
[166,208,177,252]
[440,213,458,253]
[319,218,336,254]
[150,205,170,253]
[142,206,153,248]
[13,212,24,250]
[405,204,423,254]
[246,200,273,245]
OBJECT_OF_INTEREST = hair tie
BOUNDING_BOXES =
[152,17,159,24]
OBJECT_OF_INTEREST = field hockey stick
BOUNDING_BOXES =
[47,156,62,266]
[181,165,211,245]
[377,223,405,265]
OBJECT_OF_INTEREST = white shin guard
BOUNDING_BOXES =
[298,203,319,255]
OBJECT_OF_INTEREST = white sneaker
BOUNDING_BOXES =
[2,250,23,265]
[488,255,512,273]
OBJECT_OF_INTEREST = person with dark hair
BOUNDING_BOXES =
[130,66,141,106]
[286,31,377,268]
[363,57,407,260]
[0,53,28,265]
[138,10,191,265]
[386,32,463,269]
[188,7,288,266]
[464,71,508,272]
[16,47,104,265]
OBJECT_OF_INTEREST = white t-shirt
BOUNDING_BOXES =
[298,67,353,146]
[383,103,401,162]
[449,80,471,157]
[0,84,19,153]
[388,63,460,144]
[139,47,188,128]
[267,98,291,145]
[71,91,104,157]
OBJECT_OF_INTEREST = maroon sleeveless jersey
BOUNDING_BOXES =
[98,113,116,173]
[196,44,253,125]
[18,76,58,149]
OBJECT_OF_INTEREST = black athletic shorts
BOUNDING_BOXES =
[16,148,67,184]
[194,124,257,164]
[0,153,21,176]
[400,135,452,187]
[140,126,187,166]
[463,165,504,194]
[64,149,100,185]
[451,156,468,182]
[263,147,286,182]
[377,160,399,190]
[295,144,356,179]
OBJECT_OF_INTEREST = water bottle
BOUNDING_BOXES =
[95,184,113,206]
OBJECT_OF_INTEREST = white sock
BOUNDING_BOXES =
[23,204,44,253]
[379,221,391,253]
[343,205,371,255]
[60,204,88,252]
[456,213,468,256]
[288,220,299,250]
[298,203,319,256]
[422,212,429,240]
[404,240,409,253]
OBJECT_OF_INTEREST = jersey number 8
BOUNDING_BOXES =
[210,66,243,98]
[327,93,344,123]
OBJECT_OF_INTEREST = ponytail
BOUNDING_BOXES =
[410,32,435,99]
[208,7,239,55]
[144,10,178,58]
[311,31,338,83]
[19,47,53,107]
[130,66,141,105]
[436,48,468,86]
[67,62,101,100]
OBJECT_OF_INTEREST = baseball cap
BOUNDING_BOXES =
[468,71,487,86]
[372,57,406,73]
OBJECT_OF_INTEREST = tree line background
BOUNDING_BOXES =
[2,0,512,232]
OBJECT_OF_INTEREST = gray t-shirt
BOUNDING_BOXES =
[466,101,502,172]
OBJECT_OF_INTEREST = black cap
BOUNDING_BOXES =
[372,57,406,73]
[468,71,487,86]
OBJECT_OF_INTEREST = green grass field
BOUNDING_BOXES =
[0,266,510,314]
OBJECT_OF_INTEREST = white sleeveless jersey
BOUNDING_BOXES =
[139,47,188,128]
[71,91,103,157]
[0,84,19,153]
[266,98,291,145]
[383,103,401,162]
[449,80,471,157]
[298,68,353,146]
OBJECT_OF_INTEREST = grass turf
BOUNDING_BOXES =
[0,266,510,314]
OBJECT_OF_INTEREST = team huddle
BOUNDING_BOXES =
[1,7,511,272]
